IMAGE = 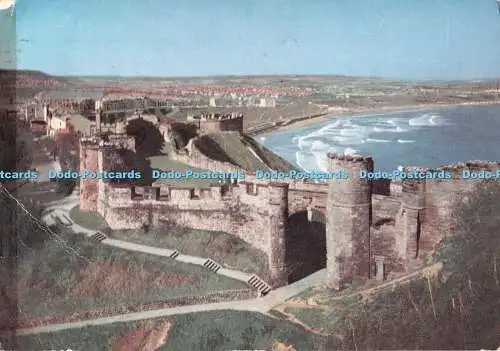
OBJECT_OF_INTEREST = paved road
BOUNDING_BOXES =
[13,198,327,336]
[32,142,60,183]
[18,202,444,337]
[16,269,326,336]
[18,195,441,336]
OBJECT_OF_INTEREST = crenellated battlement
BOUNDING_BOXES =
[401,160,500,179]
[267,182,289,206]
[79,131,500,291]
[434,160,500,177]
[101,178,296,209]
[186,112,244,134]
[103,183,224,204]
[80,134,135,150]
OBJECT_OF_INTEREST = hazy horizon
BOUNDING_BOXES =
[6,68,500,84]
[4,0,500,80]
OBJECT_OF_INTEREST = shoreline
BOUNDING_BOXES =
[252,100,500,135]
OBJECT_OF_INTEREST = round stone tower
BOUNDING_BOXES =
[400,171,426,210]
[399,173,426,270]
[326,152,374,290]
[267,181,289,288]
[79,139,100,211]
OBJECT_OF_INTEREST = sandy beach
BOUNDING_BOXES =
[272,100,500,133]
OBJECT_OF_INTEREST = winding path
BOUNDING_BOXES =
[16,196,438,336]
[42,198,253,283]
[16,270,326,335]
[10,197,327,335]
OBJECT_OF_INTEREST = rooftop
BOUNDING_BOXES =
[36,90,104,101]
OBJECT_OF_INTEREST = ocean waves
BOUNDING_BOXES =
[408,113,446,126]
[261,111,451,172]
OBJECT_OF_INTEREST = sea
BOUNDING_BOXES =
[258,104,500,172]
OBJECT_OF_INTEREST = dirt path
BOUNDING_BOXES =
[270,262,444,334]
[272,305,330,337]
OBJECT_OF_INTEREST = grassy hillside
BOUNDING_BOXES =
[325,180,500,350]
[0,69,83,100]
[195,133,296,172]
[68,205,270,276]
[17,311,327,350]
[0,69,78,84]
[0,224,246,328]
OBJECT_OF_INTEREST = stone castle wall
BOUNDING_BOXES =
[187,116,244,134]
[172,140,243,174]
[419,161,500,253]
[79,143,99,211]
[267,182,289,287]
[97,176,288,254]
[79,135,135,212]
[80,132,500,289]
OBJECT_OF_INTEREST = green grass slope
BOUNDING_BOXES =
[17,311,327,351]
[12,230,247,322]
[195,133,296,173]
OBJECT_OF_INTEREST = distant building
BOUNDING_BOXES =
[187,112,244,134]
[48,115,68,136]
[24,103,36,121]
[209,97,217,107]
[259,97,276,108]
[209,96,228,107]
[96,96,171,122]
[29,120,47,136]
[24,102,48,122]
[47,114,94,137]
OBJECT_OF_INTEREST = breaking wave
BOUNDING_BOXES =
[365,138,391,143]
[373,126,407,133]
[268,110,450,172]
[343,147,359,155]
[408,113,445,126]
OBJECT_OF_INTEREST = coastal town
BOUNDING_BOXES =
[5,69,500,137]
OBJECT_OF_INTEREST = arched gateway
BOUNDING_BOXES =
[80,135,498,292]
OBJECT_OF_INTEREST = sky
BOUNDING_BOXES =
[2,0,500,79]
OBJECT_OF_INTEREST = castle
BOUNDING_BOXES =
[78,117,500,291]
[186,112,244,134]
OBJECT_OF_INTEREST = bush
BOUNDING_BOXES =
[328,181,500,350]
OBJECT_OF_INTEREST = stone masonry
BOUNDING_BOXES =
[267,182,289,288]
[326,152,373,290]
[78,133,500,290]
[79,142,99,211]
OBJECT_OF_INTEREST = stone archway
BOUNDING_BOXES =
[285,209,326,283]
